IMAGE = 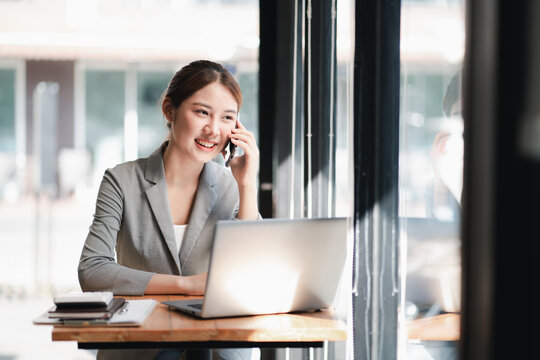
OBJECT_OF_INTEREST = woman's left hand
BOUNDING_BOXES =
[226,120,259,189]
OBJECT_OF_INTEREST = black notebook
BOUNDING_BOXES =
[48,297,126,319]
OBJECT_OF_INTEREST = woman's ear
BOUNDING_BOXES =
[162,97,175,124]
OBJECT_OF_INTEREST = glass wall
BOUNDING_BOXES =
[335,0,354,218]
[0,69,15,152]
[0,0,259,358]
[400,0,464,358]
[137,70,173,157]
[85,70,126,184]
[0,68,16,200]
[237,70,259,143]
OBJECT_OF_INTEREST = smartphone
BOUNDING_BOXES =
[225,140,236,167]
[225,117,239,167]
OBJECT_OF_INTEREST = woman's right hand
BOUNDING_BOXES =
[179,272,208,295]
[145,272,208,295]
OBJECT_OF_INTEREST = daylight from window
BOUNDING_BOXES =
[0,1,258,358]
[399,0,464,359]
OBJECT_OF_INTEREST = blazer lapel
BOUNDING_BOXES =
[179,163,218,272]
[144,143,182,274]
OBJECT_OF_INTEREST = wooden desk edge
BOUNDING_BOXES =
[49,297,460,344]
[52,331,348,344]
[52,326,347,343]
[51,295,347,345]
[407,313,460,342]
[75,341,340,350]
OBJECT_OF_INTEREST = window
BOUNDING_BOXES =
[400,1,464,358]
[0,68,16,200]
[85,69,126,184]
[0,69,15,153]
[0,0,260,358]
[137,70,172,157]
[0,61,24,202]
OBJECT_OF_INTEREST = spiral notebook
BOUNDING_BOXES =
[33,299,157,327]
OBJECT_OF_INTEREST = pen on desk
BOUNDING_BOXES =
[119,301,129,314]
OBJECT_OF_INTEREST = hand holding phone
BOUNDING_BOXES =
[225,117,260,220]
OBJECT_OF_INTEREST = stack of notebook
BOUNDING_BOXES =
[48,292,126,320]
[33,291,157,327]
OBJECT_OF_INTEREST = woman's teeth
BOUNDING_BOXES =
[196,139,216,148]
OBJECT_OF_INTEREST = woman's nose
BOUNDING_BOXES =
[203,118,220,136]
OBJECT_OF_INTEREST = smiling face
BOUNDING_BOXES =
[165,82,238,164]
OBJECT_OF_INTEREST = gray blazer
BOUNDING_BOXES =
[78,142,240,295]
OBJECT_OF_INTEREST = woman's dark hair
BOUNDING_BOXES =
[161,60,242,120]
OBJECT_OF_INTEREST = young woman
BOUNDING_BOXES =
[78,60,259,360]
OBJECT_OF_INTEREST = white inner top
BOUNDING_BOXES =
[173,224,188,253]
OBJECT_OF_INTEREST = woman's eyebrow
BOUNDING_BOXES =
[191,102,212,109]
[191,102,237,114]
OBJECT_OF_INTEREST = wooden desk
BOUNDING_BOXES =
[407,313,460,342]
[52,295,347,349]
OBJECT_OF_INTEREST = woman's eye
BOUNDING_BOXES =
[224,115,235,121]
[196,110,208,116]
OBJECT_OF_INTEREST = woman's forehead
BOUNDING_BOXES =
[187,83,239,111]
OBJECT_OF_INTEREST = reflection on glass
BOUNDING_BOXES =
[237,71,259,143]
[400,0,464,358]
[0,69,16,201]
[86,70,125,185]
[137,71,173,157]
[335,0,354,218]
[0,69,15,153]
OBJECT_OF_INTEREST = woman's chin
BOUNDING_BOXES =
[195,151,220,163]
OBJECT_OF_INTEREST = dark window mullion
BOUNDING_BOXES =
[462,1,540,359]
[304,0,337,219]
[353,0,401,359]
[258,0,277,218]
[259,0,304,219]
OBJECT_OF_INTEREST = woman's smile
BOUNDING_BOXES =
[195,138,218,151]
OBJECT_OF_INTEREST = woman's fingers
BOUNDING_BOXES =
[230,128,257,151]
[232,119,256,148]
[230,133,257,154]
[227,120,259,184]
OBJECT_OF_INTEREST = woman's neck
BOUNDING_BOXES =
[162,141,204,188]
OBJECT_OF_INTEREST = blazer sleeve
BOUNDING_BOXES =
[78,170,154,295]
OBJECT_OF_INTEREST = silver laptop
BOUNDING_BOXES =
[162,217,347,318]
